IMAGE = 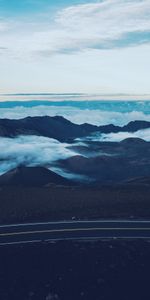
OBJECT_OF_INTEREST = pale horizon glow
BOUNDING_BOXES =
[0,0,150,97]
[0,93,150,102]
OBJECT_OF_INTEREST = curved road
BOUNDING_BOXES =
[0,220,150,245]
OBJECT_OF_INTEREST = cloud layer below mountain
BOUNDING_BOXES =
[0,135,75,175]
[87,128,150,142]
[0,127,149,176]
[0,105,150,126]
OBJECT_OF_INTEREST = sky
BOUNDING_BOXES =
[0,0,150,97]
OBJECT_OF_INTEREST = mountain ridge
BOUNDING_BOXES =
[0,116,149,142]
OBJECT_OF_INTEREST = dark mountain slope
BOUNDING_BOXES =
[0,116,149,141]
[0,166,72,187]
[123,120,150,132]
[0,116,97,142]
[57,139,150,183]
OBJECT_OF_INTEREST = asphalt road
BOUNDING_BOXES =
[0,220,150,245]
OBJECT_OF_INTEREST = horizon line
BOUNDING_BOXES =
[1,93,150,96]
[0,93,150,101]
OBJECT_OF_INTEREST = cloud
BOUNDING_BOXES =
[0,135,76,175]
[1,0,150,58]
[53,0,150,52]
[87,128,150,142]
[0,20,8,32]
[0,135,89,180]
[0,103,150,126]
[0,46,7,49]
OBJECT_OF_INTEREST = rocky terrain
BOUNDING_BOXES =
[0,183,150,224]
[0,239,150,300]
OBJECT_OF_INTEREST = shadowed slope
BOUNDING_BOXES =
[0,166,72,187]
[0,116,149,141]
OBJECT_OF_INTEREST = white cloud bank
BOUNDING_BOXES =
[0,135,75,175]
[89,128,150,142]
[0,105,150,126]
[54,0,150,52]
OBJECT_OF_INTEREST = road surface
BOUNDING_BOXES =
[0,220,150,245]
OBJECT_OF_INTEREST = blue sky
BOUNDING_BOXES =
[0,0,150,98]
[0,0,92,17]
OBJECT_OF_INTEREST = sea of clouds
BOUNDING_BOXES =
[0,105,150,126]
[0,128,149,176]
[0,101,150,176]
